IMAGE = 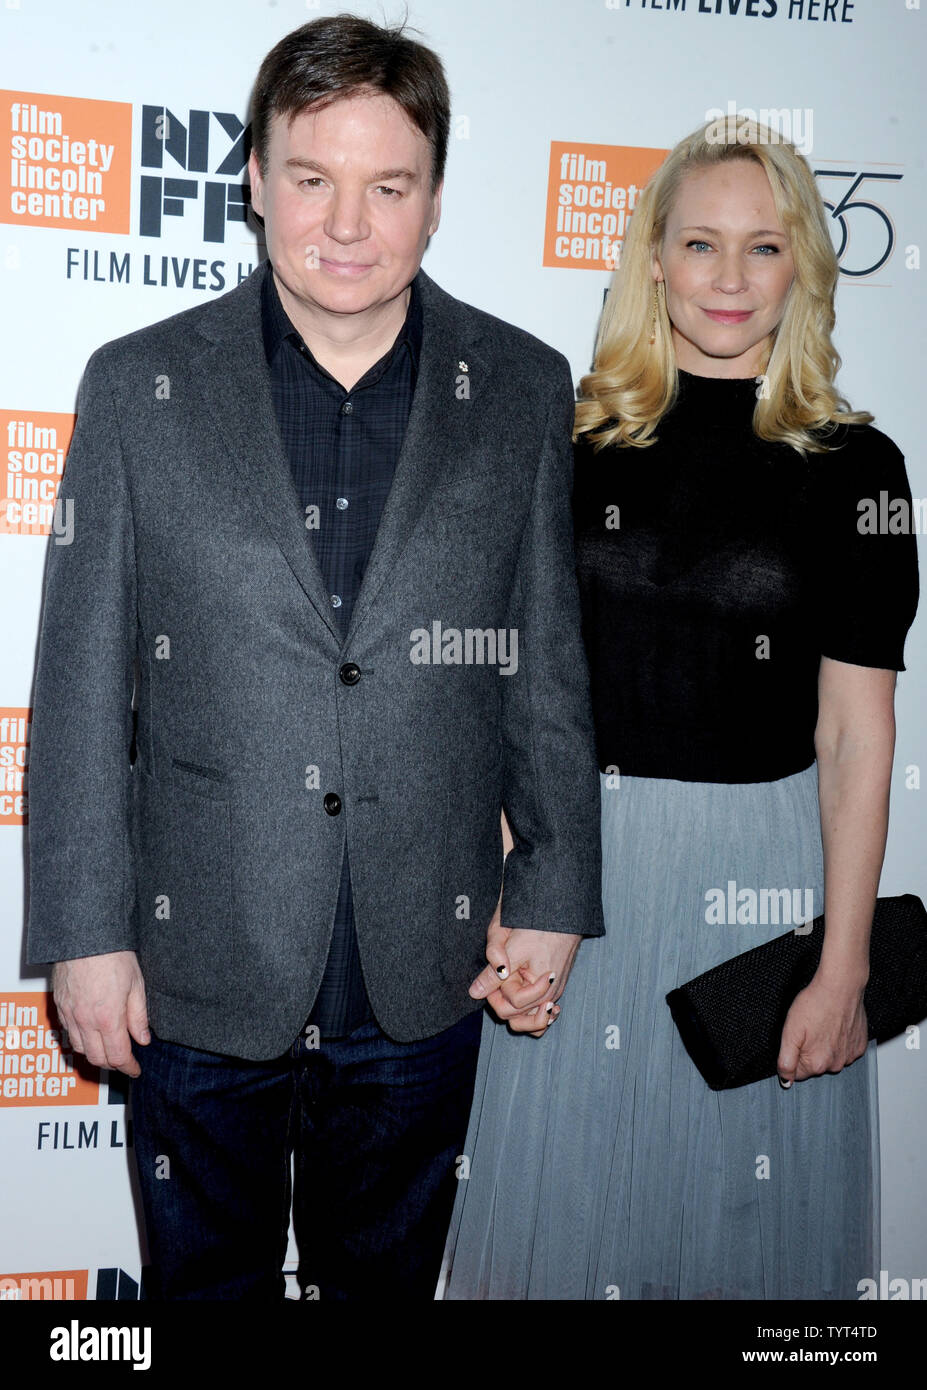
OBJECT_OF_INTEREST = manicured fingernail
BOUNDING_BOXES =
[496,965,508,979]
[545,1002,554,1014]
[778,1076,792,1089]
[548,974,556,984]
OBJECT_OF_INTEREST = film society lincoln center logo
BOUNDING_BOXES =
[1,91,131,232]
[1,409,75,539]
[544,142,668,272]
[0,991,99,1107]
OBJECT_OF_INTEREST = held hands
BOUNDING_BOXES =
[469,905,581,1038]
[51,950,150,1078]
[776,969,869,1087]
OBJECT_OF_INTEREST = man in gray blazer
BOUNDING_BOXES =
[26,15,603,1300]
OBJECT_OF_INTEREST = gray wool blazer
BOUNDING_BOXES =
[25,259,604,1059]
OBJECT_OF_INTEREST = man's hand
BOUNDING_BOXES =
[469,909,581,1038]
[52,951,150,1078]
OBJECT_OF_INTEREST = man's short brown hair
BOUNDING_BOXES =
[251,13,451,191]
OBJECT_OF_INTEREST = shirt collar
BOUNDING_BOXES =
[261,260,423,384]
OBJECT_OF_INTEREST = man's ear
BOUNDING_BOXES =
[428,179,444,238]
[248,150,265,219]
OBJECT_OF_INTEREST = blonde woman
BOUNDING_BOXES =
[443,117,918,1299]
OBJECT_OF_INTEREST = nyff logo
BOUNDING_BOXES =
[140,105,251,242]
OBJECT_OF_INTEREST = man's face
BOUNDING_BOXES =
[248,91,442,327]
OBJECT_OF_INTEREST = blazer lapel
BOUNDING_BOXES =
[192,261,342,644]
[345,269,490,645]
[191,260,491,650]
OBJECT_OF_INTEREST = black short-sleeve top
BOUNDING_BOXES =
[572,369,919,783]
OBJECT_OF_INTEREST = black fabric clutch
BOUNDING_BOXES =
[665,894,927,1090]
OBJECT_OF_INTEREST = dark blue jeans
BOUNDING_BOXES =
[129,1008,483,1300]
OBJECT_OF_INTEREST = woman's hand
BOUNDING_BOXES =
[469,911,578,1037]
[776,970,869,1086]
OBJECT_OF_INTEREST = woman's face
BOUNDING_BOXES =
[652,159,795,378]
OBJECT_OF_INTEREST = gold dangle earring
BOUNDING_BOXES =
[649,282,661,346]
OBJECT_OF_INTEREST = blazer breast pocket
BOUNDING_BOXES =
[135,764,232,1002]
[427,469,524,523]
[170,757,231,802]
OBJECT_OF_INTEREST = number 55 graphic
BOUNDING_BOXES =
[813,169,902,277]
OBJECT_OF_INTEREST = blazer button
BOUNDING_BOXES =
[323,793,342,816]
[339,661,361,685]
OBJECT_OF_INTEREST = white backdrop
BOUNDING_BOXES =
[0,0,924,1301]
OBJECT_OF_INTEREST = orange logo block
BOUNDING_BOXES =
[0,410,74,537]
[0,993,99,1106]
[0,91,132,232]
[0,1270,88,1300]
[543,142,668,272]
[0,708,29,824]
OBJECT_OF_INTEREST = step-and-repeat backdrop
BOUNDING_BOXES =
[1,0,924,1302]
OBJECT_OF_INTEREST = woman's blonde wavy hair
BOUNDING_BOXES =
[574,115,871,455]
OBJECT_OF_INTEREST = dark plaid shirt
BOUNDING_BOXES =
[261,263,422,1038]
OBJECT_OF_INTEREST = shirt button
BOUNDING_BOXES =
[335,497,348,511]
[331,594,342,609]
[341,401,353,415]
[323,792,342,816]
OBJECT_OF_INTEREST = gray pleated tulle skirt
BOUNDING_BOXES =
[441,765,879,1300]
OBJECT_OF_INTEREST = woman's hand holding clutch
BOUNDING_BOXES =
[776,968,869,1086]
